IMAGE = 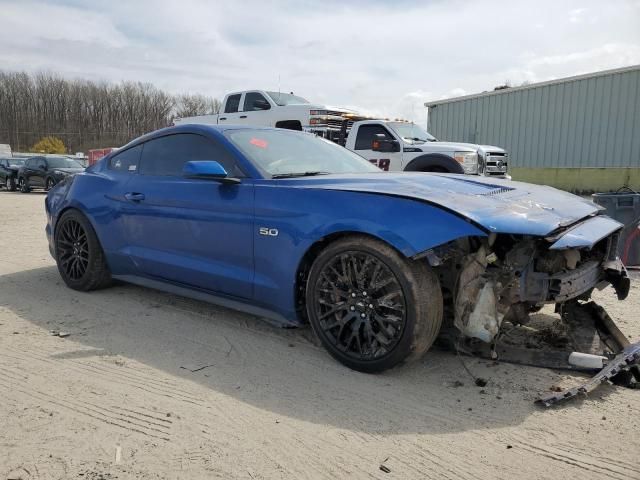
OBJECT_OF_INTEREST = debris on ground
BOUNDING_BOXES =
[49,330,70,338]
[474,378,488,387]
[180,363,215,373]
[537,342,640,407]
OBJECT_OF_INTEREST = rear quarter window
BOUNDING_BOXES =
[108,145,142,172]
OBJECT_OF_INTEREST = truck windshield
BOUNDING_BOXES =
[226,129,381,177]
[266,91,310,106]
[388,122,437,143]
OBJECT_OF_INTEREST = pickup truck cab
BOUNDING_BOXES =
[174,90,357,142]
[345,120,509,177]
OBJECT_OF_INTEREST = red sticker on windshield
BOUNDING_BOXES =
[250,138,268,148]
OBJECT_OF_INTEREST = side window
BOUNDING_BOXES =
[243,92,270,111]
[354,125,394,150]
[108,144,142,172]
[139,134,242,177]
[37,158,47,169]
[224,94,241,113]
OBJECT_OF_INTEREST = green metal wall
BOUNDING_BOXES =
[427,67,640,172]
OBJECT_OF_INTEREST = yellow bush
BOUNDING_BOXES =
[31,136,66,154]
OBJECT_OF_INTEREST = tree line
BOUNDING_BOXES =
[0,70,221,153]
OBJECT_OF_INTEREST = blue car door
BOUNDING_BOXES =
[121,133,254,299]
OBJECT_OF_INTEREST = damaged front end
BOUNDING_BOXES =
[426,214,637,405]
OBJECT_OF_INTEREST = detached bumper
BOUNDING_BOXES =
[537,341,640,407]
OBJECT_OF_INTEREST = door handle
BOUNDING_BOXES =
[239,115,247,119]
[124,192,145,202]
[219,117,227,121]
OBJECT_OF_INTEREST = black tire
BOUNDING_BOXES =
[305,235,443,373]
[54,209,112,291]
[420,166,448,173]
[19,177,30,193]
[6,176,17,191]
[45,177,55,191]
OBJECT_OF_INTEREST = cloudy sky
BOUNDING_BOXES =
[1,0,639,124]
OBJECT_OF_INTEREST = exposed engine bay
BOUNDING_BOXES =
[425,222,637,406]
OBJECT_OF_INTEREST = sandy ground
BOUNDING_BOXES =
[1,192,639,480]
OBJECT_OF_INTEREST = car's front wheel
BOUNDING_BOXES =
[18,177,30,193]
[306,236,443,373]
[54,209,112,291]
[45,177,55,191]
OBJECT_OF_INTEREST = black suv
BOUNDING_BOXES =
[17,156,84,192]
[0,157,26,191]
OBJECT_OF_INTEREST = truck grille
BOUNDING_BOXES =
[326,118,353,129]
[484,152,508,176]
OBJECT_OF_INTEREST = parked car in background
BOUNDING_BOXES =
[45,125,628,373]
[0,157,26,191]
[18,156,84,192]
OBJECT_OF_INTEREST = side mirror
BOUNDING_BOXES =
[182,161,241,184]
[39,164,47,171]
[371,135,400,153]
[252,99,271,110]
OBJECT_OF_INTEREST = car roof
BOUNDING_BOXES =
[121,124,296,151]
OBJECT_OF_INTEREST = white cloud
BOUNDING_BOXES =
[0,0,639,127]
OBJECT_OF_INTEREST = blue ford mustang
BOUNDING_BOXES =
[45,125,629,372]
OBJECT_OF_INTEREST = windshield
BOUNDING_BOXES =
[47,157,83,169]
[226,129,381,177]
[266,91,310,106]
[388,122,437,143]
[6,158,24,166]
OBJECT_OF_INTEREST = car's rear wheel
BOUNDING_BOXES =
[306,236,443,373]
[6,176,16,191]
[45,177,55,191]
[19,177,30,193]
[55,209,112,291]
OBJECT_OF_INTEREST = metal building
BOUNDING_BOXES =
[424,65,640,192]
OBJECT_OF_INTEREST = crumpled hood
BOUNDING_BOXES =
[289,173,602,236]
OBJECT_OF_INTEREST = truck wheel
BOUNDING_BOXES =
[305,235,443,373]
[404,154,465,174]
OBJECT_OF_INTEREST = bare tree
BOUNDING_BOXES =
[0,70,220,152]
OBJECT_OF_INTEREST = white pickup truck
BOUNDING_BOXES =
[174,89,358,143]
[175,90,509,178]
[346,120,509,177]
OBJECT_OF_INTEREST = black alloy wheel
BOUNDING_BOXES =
[57,217,90,280]
[54,210,112,291]
[46,177,55,191]
[306,236,443,373]
[312,252,407,361]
